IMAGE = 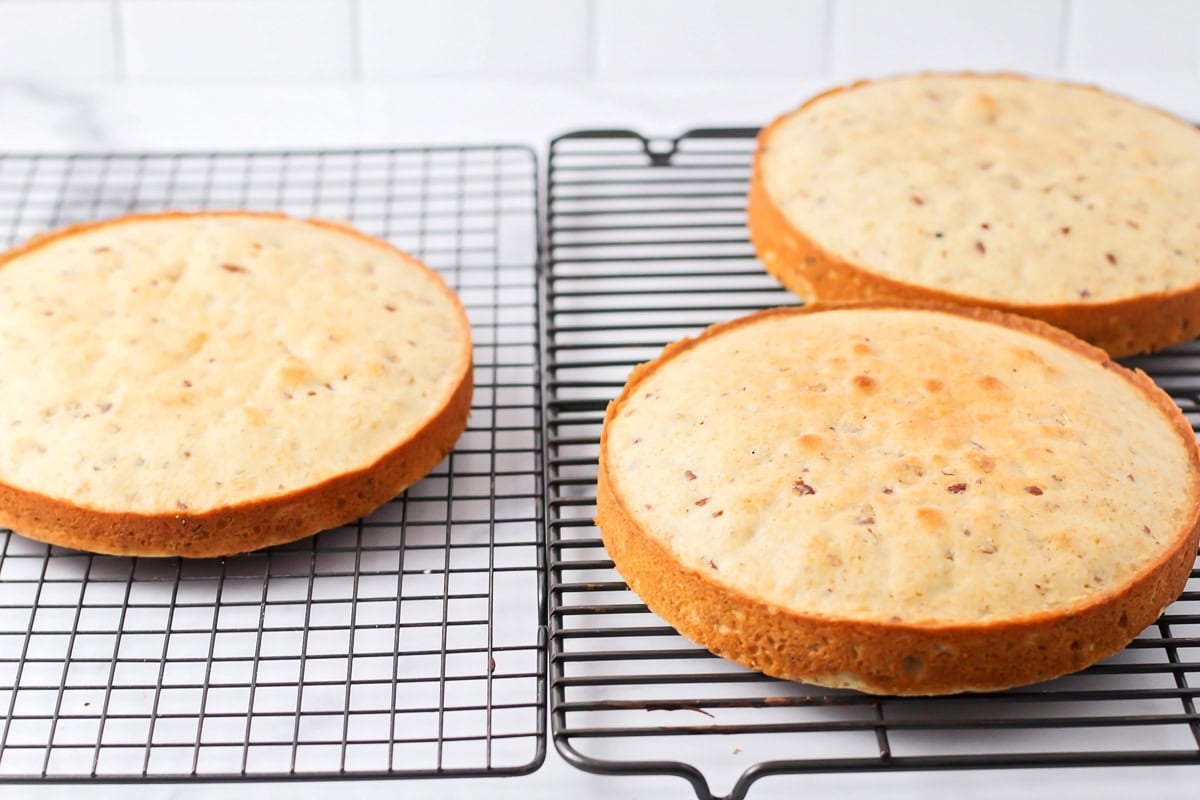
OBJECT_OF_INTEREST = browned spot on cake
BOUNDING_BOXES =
[916,507,946,529]
[924,379,944,393]
[967,452,996,473]
[1042,419,1079,439]
[184,331,207,355]
[977,375,1005,391]
[1027,350,1061,378]
[852,342,873,356]
[888,457,927,486]
[946,483,967,494]
[797,433,824,452]
[852,374,876,393]
[279,359,315,388]
[684,470,697,481]
[1025,485,1044,496]
[1011,347,1041,365]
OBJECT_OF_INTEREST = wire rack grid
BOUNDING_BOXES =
[542,128,1200,800]
[0,145,545,781]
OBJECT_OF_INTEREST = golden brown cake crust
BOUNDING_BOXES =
[596,303,1200,695]
[0,375,471,558]
[0,211,473,557]
[748,75,1200,358]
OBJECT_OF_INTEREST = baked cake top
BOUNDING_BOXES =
[602,306,1198,626]
[759,75,1200,305]
[0,213,470,514]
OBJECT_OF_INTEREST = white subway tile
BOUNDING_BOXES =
[593,0,828,80]
[0,1,118,82]
[1067,0,1200,73]
[359,0,589,80]
[120,0,354,83]
[832,0,1064,77]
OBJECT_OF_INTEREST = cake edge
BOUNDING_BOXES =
[596,302,1200,695]
[747,73,1200,358]
[0,210,474,558]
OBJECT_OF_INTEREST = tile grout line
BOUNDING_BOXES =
[348,0,364,82]
[1057,0,1074,73]
[110,0,127,83]
[585,0,598,83]
[822,0,837,76]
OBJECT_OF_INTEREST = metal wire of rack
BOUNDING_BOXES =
[542,128,1200,800]
[0,146,545,781]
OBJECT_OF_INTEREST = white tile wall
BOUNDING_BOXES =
[0,0,1196,85]
[120,0,354,83]
[831,0,1065,76]
[593,0,828,80]
[1066,0,1200,73]
[0,1,118,82]
[359,0,589,80]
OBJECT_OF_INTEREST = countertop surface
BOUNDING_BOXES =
[4,74,1200,800]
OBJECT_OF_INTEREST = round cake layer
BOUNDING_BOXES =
[597,304,1200,694]
[0,212,472,556]
[749,74,1200,356]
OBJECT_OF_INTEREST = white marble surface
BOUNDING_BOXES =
[3,72,1200,155]
[4,75,1200,800]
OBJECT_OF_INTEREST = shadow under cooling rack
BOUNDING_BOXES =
[0,146,545,781]
[542,128,1200,800]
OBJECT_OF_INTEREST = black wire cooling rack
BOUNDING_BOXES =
[0,146,545,781]
[542,128,1200,800]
